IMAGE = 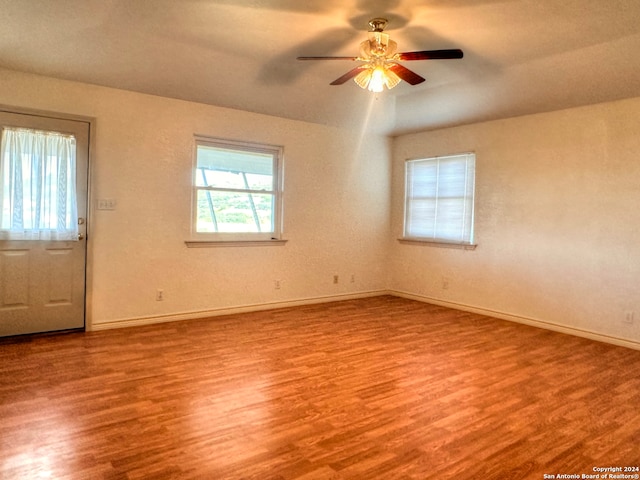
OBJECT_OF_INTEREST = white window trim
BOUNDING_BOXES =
[401,152,477,248]
[185,239,287,248]
[187,135,284,246]
[397,237,477,250]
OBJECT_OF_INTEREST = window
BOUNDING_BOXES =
[192,136,283,242]
[0,127,78,241]
[403,153,476,245]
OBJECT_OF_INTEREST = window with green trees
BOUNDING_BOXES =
[193,136,283,241]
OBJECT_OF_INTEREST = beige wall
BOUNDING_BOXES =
[2,66,639,347]
[0,68,391,328]
[390,98,640,344]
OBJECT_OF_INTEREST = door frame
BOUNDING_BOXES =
[0,104,96,332]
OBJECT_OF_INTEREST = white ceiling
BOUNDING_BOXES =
[1,0,640,135]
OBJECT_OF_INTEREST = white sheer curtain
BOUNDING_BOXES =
[0,127,79,241]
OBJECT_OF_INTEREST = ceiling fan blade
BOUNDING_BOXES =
[388,64,426,85]
[330,66,369,85]
[297,56,358,61]
[397,49,464,61]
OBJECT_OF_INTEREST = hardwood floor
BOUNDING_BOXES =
[1,296,639,479]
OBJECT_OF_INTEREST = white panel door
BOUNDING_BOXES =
[0,111,89,336]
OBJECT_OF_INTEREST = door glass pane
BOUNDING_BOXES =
[0,127,78,241]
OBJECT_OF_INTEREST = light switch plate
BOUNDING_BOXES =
[97,199,117,210]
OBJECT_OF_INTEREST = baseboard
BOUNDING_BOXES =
[90,290,388,331]
[391,290,640,351]
[90,289,640,351]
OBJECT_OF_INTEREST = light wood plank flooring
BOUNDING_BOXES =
[1,296,639,479]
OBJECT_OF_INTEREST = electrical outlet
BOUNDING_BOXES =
[333,275,339,284]
[350,274,355,283]
[442,277,450,290]
[623,311,634,325]
[156,289,164,301]
[274,280,281,290]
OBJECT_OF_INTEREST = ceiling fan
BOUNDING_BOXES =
[297,18,463,93]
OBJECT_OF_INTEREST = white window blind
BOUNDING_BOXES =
[404,153,476,244]
[0,127,78,241]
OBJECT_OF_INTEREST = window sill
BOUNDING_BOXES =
[185,239,288,248]
[398,238,477,250]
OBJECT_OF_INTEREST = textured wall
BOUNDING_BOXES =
[0,68,391,327]
[3,66,639,345]
[390,98,640,344]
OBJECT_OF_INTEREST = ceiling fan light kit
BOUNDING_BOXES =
[354,62,401,93]
[297,17,463,92]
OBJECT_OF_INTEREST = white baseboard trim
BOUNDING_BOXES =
[90,289,640,351]
[391,290,640,351]
[89,290,388,331]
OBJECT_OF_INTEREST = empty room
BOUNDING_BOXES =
[1,1,639,479]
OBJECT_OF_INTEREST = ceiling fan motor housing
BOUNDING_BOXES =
[362,32,398,58]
